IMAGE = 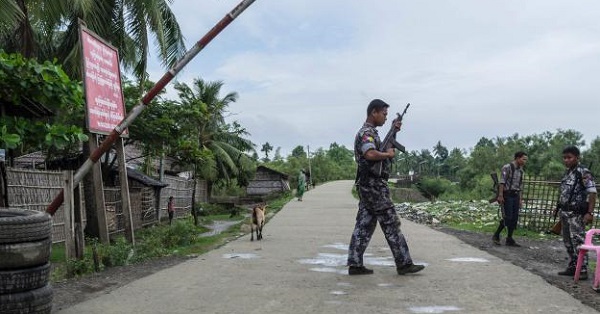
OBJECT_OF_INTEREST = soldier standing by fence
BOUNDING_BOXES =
[492,151,528,247]
[555,146,597,280]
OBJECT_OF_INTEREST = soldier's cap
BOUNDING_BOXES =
[367,99,390,115]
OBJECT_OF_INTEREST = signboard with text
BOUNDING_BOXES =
[81,27,127,135]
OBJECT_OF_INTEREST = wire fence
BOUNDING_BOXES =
[520,176,600,231]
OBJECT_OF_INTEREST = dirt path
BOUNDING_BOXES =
[437,227,600,311]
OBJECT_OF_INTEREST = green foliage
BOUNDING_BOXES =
[67,257,97,277]
[0,51,87,158]
[266,142,356,189]
[0,125,20,149]
[0,51,83,111]
[98,236,133,267]
[416,176,453,201]
[171,79,255,194]
[0,0,186,83]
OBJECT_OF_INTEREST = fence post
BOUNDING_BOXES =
[63,171,76,261]
[116,137,135,245]
[74,183,85,259]
[90,135,110,244]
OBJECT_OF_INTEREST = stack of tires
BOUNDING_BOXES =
[0,208,53,314]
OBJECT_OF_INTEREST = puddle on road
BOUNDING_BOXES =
[309,267,347,275]
[200,220,244,237]
[408,306,462,313]
[299,253,346,267]
[364,256,395,266]
[299,253,395,268]
[337,282,353,287]
[377,283,395,287]
[446,257,489,263]
[222,253,260,259]
[323,243,348,251]
[330,290,348,296]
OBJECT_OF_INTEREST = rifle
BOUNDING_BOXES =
[489,172,506,221]
[489,172,499,203]
[371,103,410,177]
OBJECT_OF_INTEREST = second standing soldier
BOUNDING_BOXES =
[555,146,597,280]
[492,151,528,246]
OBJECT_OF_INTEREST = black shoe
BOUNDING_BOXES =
[492,235,501,246]
[348,266,374,275]
[579,272,589,280]
[558,267,575,276]
[397,263,425,275]
[505,238,521,247]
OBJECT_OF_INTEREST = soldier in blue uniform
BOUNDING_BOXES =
[555,146,597,280]
[346,99,425,276]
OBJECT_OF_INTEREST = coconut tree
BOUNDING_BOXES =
[0,0,186,82]
[173,78,256,198]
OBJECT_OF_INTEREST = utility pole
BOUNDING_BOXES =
[307,145,313,189]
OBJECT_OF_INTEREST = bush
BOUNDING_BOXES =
[163,221,198,247]
[416,177,453,201]
[99,236,133,267]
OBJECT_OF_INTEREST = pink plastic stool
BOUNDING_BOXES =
[574,229,600,290]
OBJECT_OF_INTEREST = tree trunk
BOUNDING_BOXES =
[0,162,8,207]
[191,178,198,226]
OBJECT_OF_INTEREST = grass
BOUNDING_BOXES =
[50,192,294,281]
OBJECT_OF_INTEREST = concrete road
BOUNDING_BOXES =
[56,181,598,314]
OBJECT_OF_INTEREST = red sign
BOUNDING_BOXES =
[81,27,126,135]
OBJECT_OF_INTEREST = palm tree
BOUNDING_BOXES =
[173,78,255,197]
[0,0,185,82]
[261,142,273,161]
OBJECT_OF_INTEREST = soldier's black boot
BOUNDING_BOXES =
[397,263,425,275]
[348,266,374,275]
[505,238,521,247]
[492,235,501,245]
[558,267,575,276]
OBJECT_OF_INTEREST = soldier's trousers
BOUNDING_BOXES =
[347,204,413,267]
[560,211,587,270]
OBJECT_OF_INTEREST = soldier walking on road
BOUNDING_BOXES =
[346,99,425,276]
[555,146,597,280]
[492,151,528,247]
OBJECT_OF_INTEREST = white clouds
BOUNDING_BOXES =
[146,0,600,155]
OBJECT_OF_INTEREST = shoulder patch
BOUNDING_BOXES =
[362,134,374,143]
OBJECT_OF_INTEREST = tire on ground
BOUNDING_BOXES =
[0,209,52,244]
[0,238,52,269]
[0,263,51,294]
[0,284,53,314]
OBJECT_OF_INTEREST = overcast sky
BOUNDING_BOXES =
[146,0,600,157]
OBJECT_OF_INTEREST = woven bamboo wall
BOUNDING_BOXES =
[159,176,206,220]
[5,168,72,243]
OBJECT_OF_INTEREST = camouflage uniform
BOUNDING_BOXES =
[558,165,597,271]
[347,123,413,267]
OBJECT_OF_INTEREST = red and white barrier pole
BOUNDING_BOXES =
[47,0,257,215]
